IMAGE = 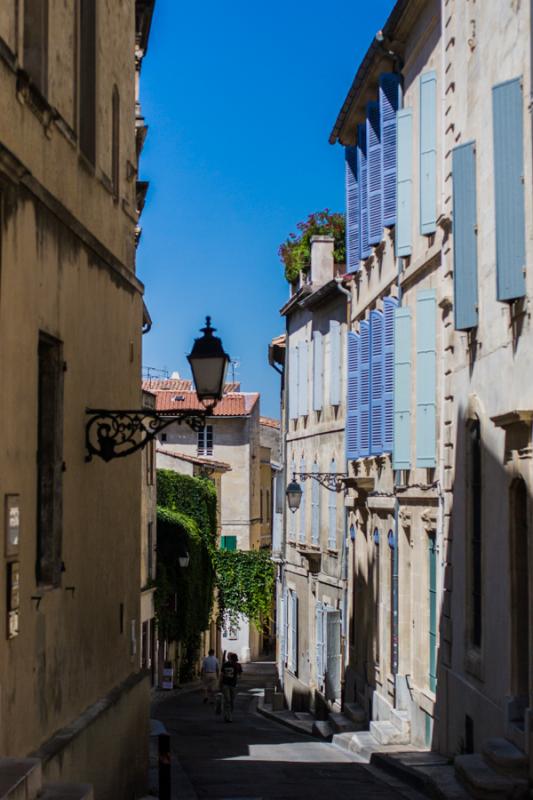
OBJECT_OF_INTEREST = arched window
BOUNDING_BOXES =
[466,417,482,647]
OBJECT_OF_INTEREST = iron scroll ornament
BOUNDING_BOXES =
[293,472,348,492]
[85,408,208,462]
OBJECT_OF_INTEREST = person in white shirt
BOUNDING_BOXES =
[201,649,219,704]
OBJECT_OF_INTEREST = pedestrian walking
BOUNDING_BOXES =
[200,649,219,704]
[219,652,242,722]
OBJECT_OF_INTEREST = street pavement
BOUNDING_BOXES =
[151,661,427,800]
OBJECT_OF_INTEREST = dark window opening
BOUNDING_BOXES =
[111,85,120,197]
[147,521,153,580]
[510,477,529,698]
[467,418,482,647]
[23,0,48,96]
[79,0,96,164]
[464,714,474,754]
[36,333,64,586]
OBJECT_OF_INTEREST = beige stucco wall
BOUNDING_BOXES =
[0,1,149,792]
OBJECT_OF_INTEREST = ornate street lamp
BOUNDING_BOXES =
[286,470,348,513]
[85,317,229,462]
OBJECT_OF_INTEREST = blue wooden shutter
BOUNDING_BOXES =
[283,587,289,664]
[359,320,371,457]
[299,456,306,542]
[328,459,337,549]
[313,331,323,411]
[420,71,437,235]
[291,592,298,673]
[452,142,478,330]
[396,108,413,256]
[380,73,402,227]
[288,345,297,419]
[367,101,383,245]
[393,307,412,470]
[330,321,341,406]
[346,331,359,460]
[370,309,384,455]
[298,341,308,416]
[345,146,360,272]
[493,77,526,301]
[383,296,398,453]
[316,602,325,687]
[358,124,371,259]
[311,461,320,544]
[416,290,436,468]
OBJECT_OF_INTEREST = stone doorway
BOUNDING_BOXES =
[509,477,530,703]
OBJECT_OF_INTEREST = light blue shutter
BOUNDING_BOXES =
[291,592,298,673]
[328,459,337,549]
[359,320,371,457]
[367,101,383,245]
[313,331,323,411]
[346,331,359,460]
[380,73,402,227]
[396,108,413,256]
[393,307,412,470]
[358,124,371,259]
[299,456,306,542]
[311,462,320,544]
[416,290,436,468]
[289,345,297,419]
[493,77,526,301]
[420,71,437,235]
[383,297,398,453]
[316,603,325,687]
[370,309,384,455]
[330,321,341,406]
[345,146,360,272]
[298,341,308,416]
[283,587,289,664]
[452,142,479,330]
[289,458,296,540]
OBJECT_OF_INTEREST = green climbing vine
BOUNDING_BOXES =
[214,548,276,630]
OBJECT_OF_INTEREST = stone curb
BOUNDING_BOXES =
[256,698,316,738]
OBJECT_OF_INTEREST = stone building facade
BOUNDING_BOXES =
[0,1,154,797]
[276,237,350,712]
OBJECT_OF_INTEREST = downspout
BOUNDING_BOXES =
[335,276,353,691]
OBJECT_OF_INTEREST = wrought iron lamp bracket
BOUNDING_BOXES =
[293,472,348,493]
[85,408,209,463]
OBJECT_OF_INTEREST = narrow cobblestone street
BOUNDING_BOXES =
[151,662,425,800]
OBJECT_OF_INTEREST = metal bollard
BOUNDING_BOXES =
[158,732,171,800]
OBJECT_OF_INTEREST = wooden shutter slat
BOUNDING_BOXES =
[452,142,479,330]
[416,290,437,468]
[393,307,412,470]
[420,71,437,235]
[330,321,341,406]
[346,331,359,460]
[345,146,360,272]
[370,309,384,455]
[383,297,398,453]
[367,101,383,245]
[358,124,371,260]
[380,73,402,227]
[313,331,323,411]
[396,108,413,257]
[359,320,371,457]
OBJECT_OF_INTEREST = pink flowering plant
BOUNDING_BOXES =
[278,209,345,283]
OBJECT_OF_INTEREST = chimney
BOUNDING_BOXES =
[310,235,334,287]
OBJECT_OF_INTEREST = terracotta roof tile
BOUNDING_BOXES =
[260,416,281,429]
[147,389,259,417]
[156,448,231,472]
[142,379,241,393]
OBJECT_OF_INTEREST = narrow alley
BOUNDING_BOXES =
[151,662,425,800]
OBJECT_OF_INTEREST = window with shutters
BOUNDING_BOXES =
[452,142,479,330]
[298,456,306,542]
[328,459,337,549]
[420,71,437,235]
[358,124,371,260]
[330,321,341,406]
[311,461,320,545]
[345,146,360,272]
[289,345,299,420]
[37,333,64,587]
[346,332,359,460]
[383,297,397,452]
[289,590,299,674]
[380,73,401,228]
[396,108,413,257]
[393,307,412,469]
[298,341,309,417]
[313,330,324,412]
[416,291,437,468]
[359,320,371,457]
[370,310,384,455]
[289,459,296,541]
[316,602,325,689]
[79,0,97,165]
[492,78,526,302]
[197,425,213,455]
[23,0,48,96]
[367,101,383,245]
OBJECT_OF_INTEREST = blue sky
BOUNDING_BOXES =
[137,0,395,418]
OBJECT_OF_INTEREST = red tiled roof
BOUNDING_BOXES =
[156,448,231,472]
[142,379,240,393]
[148,389,259,417]
[260,416,280,429]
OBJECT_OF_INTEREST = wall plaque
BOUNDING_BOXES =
[5,495,20,558]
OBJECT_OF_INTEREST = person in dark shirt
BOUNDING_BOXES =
[219,652,242,722]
